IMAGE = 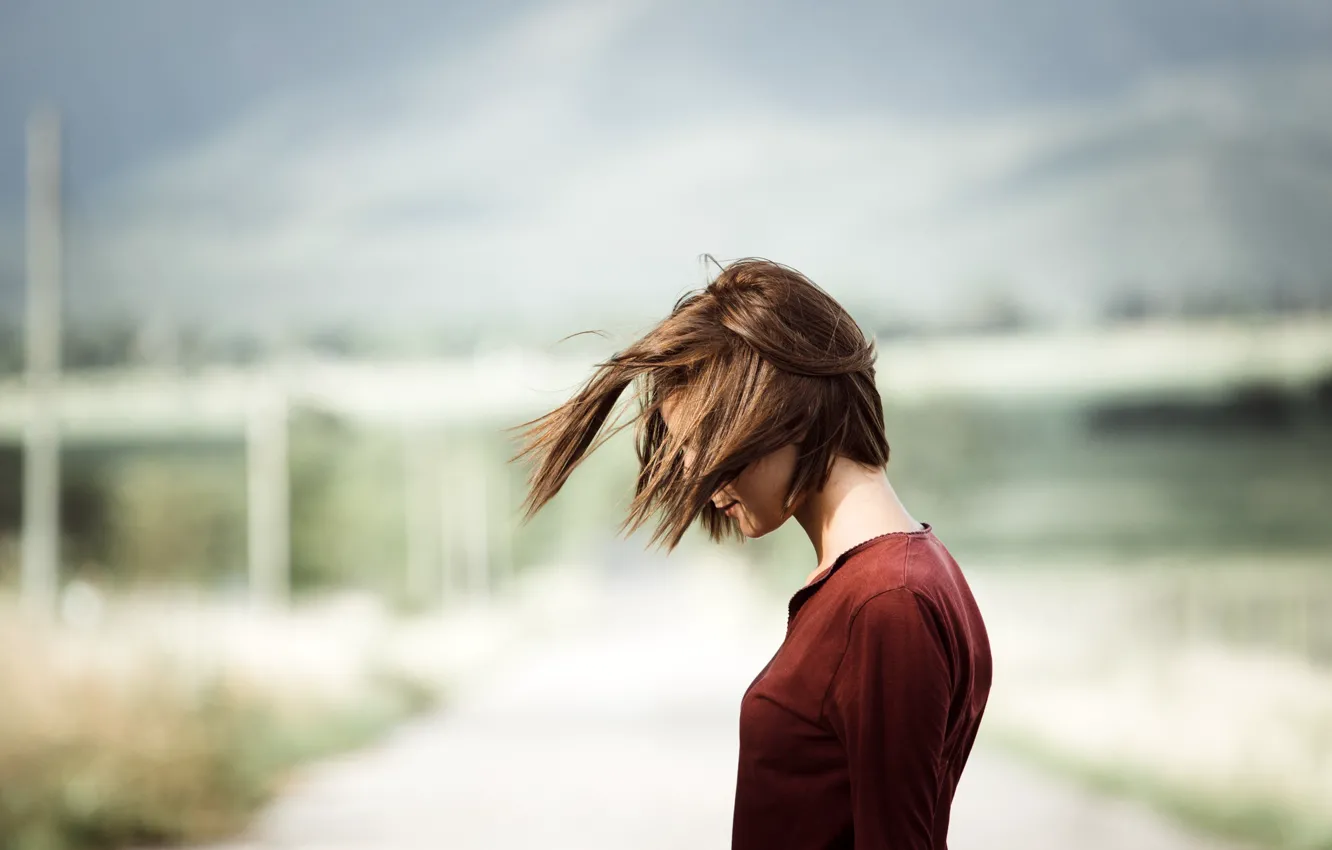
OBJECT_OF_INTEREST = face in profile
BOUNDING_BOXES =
[659,393,804,539]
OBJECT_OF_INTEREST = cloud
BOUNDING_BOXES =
[20,0,1332,332]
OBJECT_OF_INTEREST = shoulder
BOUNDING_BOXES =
[827,534,972,661]
[832,532,957,610]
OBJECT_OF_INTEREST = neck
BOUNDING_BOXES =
[792,456,921,587]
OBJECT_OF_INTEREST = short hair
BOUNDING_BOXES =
[509,257,889,551]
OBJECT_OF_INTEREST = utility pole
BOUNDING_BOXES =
[247,378,290,608]
[21,108,62,616]
[466,442,490,598]
[437,438,457,608]
[403,423,438,606]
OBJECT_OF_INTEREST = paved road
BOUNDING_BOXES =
[201,563,1247,850]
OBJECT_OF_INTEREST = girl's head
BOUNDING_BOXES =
[510,257,889,550]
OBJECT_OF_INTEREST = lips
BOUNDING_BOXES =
[719,499,739,514]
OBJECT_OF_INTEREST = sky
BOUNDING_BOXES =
[1,0,1331,337]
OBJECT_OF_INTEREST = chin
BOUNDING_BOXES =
[736,514,779,539]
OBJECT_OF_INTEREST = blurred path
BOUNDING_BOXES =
[202,561,1247,850]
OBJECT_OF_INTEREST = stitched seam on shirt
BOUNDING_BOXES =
[912,591,952,775]
[817,538,917,724]
[816,592,904,725]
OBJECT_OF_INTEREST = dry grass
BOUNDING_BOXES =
[971,559,1332,849]
[0,585,523,850]
[0,652,267,847]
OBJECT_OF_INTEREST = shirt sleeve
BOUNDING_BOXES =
[822,588,952,850]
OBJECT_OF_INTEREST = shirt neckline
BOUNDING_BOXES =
[786,522,933,630]
[805,521,933,588]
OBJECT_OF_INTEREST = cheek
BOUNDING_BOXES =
[731,445,798,527]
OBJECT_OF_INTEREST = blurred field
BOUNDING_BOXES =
[0,386,1329,848]
[971,560,1332,848]
[740,392,1332,583]
[0,581,550,850]
[6,388,1328,593]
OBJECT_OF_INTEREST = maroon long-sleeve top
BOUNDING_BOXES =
[731,523,992,850]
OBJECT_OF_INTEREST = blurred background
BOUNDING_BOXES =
[1,1,1331,849]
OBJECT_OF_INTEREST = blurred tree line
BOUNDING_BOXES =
[0,387,1330,601]
[0,407,653,603]
[1,277,1330,375]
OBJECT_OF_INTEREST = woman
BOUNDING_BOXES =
[511,257,992,850]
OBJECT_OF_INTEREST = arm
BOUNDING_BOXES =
[822,588,952,850]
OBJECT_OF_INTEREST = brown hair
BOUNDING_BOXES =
[507,257,889,551]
